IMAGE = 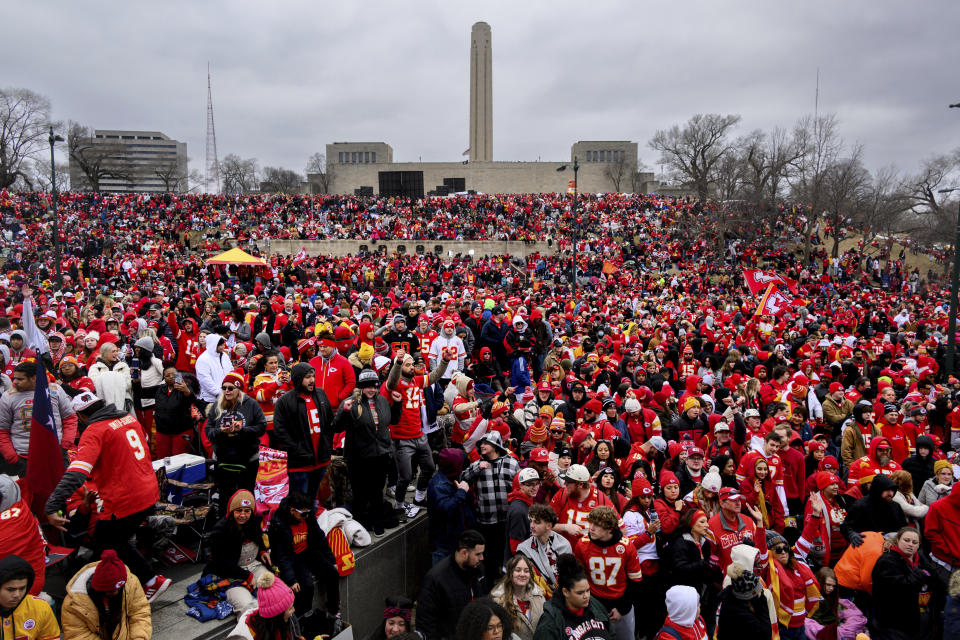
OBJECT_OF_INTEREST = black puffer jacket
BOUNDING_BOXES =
[841,474,907,537]
[204,395,266,466]
[202,512,269,581]
[333,391,393,460]
[716,586,773,640]
[870,547,935,638]
[271,363,334,469]
[267,496,336,588]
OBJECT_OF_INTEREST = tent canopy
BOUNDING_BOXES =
[205,248,268,266]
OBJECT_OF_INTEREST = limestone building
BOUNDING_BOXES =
[69,130,188,193]
[307,22,642,197]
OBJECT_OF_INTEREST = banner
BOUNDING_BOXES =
[254,446,288,525]
[743,269,798,296]
[26,357,63,517]
[755,282,794,317]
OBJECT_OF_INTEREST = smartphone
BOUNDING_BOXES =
[130,357,140,379]
[174,373,183,384]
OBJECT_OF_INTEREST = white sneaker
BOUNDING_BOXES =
[385,486,396,499]
[405,504,421,518]
[414,489,427,504]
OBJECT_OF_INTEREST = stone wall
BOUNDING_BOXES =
[318,159,632,196]
[266,238,557,259]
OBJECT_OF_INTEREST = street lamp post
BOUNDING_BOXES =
[939,185,960,378]
[48,126,65,289]
[942,101,960,378]
[557,157,580,298]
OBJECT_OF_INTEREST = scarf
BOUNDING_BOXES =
[892,544,919,568]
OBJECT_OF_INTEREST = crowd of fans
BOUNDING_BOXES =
[0,187,959,640]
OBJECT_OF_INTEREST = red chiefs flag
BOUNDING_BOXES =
[743,269,798,297]
[755,282,794,317]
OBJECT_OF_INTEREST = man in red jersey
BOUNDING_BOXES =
[550,464,622,548]
[707,486,767,575]
[574,505,643,640]
[383,350,453,516]
[0,475,47,595]
[44,391,171,603]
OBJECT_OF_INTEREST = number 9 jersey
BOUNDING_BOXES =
[66,411,159,519]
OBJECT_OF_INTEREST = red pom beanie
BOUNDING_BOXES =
[91,549,127,591]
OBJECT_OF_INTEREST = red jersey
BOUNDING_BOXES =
[877,421,909,463]
[416,329,438,362]
[550,485,621,547]
[574,533,643,601]
[66,413,159,518]
[707,511,767,573]
[736,450,783,488]
[168,313,200,373]
[0,487,46,595]
[382,375,426,439]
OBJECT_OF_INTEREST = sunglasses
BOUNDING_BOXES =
[293,508,311,516]
[221,385,238,391]
[773,545,788,553]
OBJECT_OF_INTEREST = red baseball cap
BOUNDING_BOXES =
[529,448,550,463]
[719,487,741,502]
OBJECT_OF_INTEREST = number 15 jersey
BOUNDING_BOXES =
[382,375,427,440]
[66,412,159,518]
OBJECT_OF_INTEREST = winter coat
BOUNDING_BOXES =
[870,548,935,638]
[204,395,266,466]
[667,532,717,595]
[272,368,334,470]
[918,476,952,506]
[532,594,614,640]
[195,334,233,402]
[416,554,484,640]
[153,384,204,435]
[926,481,960,566]
[61,562,152,640]
[892,490,928,526]
[334,391,393,460]
[426,470,476,553]
[268,499,336,588]
[902,435,936,491]
[489,581,545,640]
[715,586,772,640]
[88,358,133,412]
[840,474,906,537]
[203,513,270,581]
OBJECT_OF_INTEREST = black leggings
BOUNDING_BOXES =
[289,558,341,616]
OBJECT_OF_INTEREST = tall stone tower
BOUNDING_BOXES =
[469,21,492,163]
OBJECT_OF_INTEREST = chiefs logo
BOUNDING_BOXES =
[616,544,626,554]
[588,500,596,508]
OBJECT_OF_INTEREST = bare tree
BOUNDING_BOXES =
[822,146,871,257]
[261,166,302,194]
[220,154,260,194]
[900,150,960,273]
[153,156,187,191]
[26,157,70,191]
[603,156,629,192]
[67,122,131,192]
[649,113,741,201]
[305,152,335,194]
[790,114,842,261]
[0,88,53,189]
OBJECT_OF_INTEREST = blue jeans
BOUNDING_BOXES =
[288,467,327,501]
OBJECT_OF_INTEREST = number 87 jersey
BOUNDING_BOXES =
[574,533,643,601]
[66,412,160,519]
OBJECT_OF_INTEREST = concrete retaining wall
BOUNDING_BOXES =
[339,515,431,639]
[266,238,557,259]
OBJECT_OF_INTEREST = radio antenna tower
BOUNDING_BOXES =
[204,63,220,194]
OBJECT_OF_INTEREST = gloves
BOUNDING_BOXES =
[480,399,493,420]
[935,483,951,495]
[847,531,864,547]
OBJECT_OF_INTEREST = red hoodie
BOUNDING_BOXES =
[168,312,200,373]
[926,482,960,566]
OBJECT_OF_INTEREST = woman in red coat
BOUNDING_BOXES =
[739,456,785,533]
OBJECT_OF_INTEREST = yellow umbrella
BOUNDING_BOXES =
[204,248,268,266]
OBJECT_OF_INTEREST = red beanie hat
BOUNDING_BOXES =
[584,398,603,414]
[91,549,127,591]
[631,477,653,498]
[816,471,841,491]
[222,371,246,392]
[659,469,680,488]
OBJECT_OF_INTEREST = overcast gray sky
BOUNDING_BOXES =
[6,0,960,178]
